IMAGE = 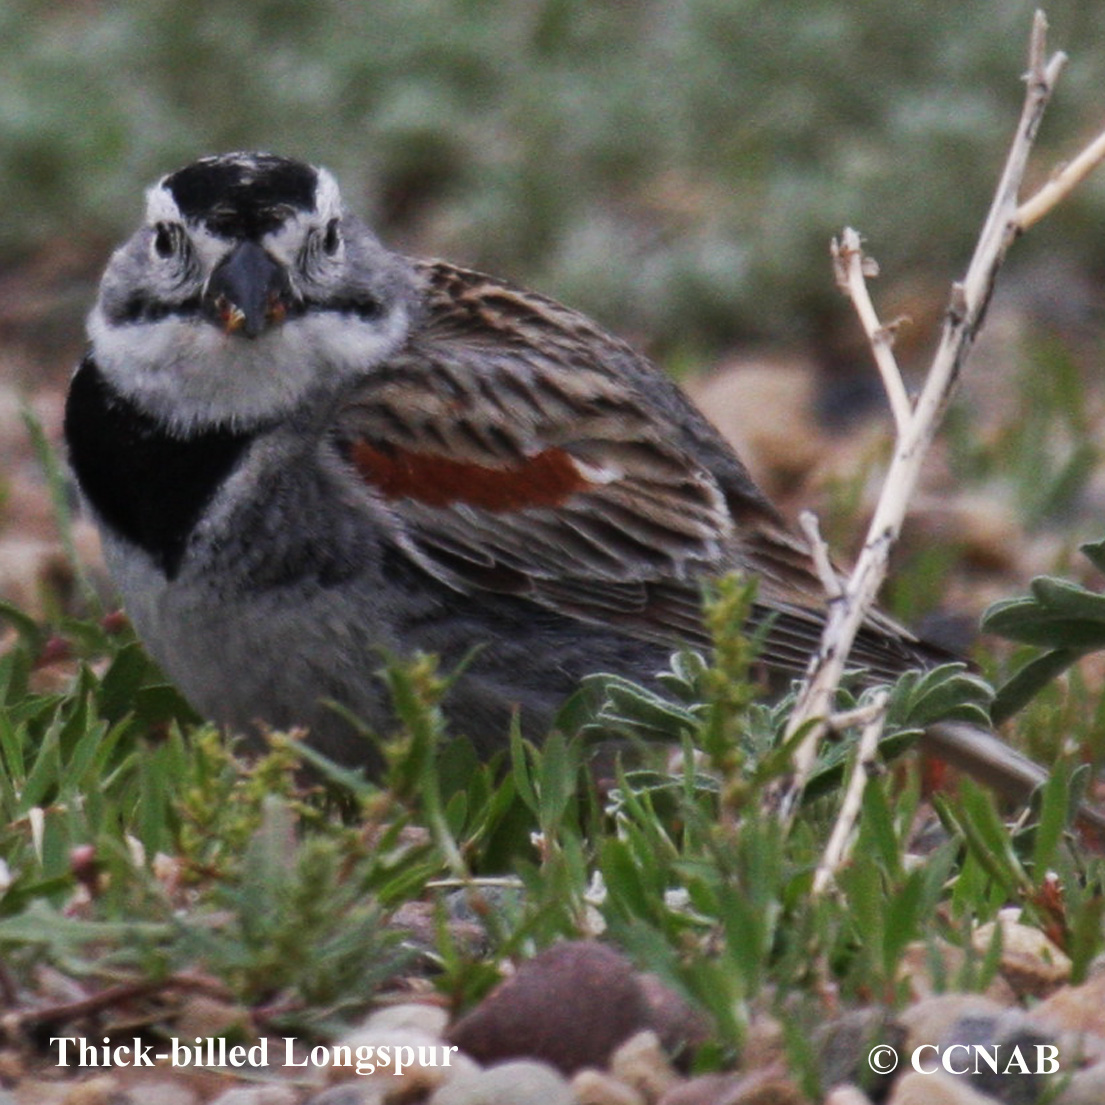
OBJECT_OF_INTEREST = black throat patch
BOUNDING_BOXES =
[64,357,257,579]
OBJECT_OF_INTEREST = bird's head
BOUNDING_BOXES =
[88,152,416,430]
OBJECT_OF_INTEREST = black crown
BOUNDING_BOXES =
[163,153,318,239]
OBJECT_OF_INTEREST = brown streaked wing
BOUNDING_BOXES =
[336,264,737,600]
[334,260,933,680]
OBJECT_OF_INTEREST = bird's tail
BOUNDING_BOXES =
[922,720,1105,835]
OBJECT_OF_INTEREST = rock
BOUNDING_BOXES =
[710,1068,808,1105]
[1031,968,1105,1043]
[0,1050,24,1087]
[113,1083,200,1105]
[358,1002,449,1039]
[896,942,1016,1005]
[11,1080,70,1105]
[887,1069,1003,1104]
[898,995,1009,1057]
[205,1086,300,1105]
[823,1088,874,1105]
[972,916,1071,998]
[570,1069,646,1105]
[904,1004,1059,1105]
[742,1014,787,1072]
[390,899,486,959]
[955,1021,1051,1103]
[322,1026,472,1096]
[171,995,252,1043]
[1011,977,1105,1069]
[637,975,711,1062]
[658,1075,743,1105]
[302,1085,382,1105]
[686,357,826,500]
[1053,1061,1105,1104]
[428,1058,573,1105]
[448,942,650,1074]
[814,1007,904,1094]
[59,1078,127,1105]
[609,1031,681,1100]
[656,1068,808,1105]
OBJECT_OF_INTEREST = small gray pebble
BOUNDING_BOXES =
[429,1058,573,1105]
[358,1002,449,1039]
[205,1086,301,1105]
[303,1086,380,1105]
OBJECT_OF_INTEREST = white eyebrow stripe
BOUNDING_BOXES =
[313,168,342,221]
[145,183,185,225]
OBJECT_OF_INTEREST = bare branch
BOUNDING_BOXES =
[827,700,888,731]
[832,229,913,433]
[1,973,231,1033]
[812,690,889,895]
[1016,126,1105,229]
[778,12,1076,825]
[799,510,843,600]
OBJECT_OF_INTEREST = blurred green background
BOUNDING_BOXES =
[3,0,1105,369]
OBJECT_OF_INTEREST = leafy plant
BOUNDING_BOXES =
[983,537,1105,725]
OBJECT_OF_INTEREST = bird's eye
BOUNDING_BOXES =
[323,218,341,256]
[153,223,177,259]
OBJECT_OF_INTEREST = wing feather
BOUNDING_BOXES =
[333,260,935,677]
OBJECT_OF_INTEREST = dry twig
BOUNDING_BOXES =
[0,973,231,1037]
[798,510,843,601]
[812,690,889,896]
[780,11,1105,827]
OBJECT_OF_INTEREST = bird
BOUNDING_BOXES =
[62,151,1096,818]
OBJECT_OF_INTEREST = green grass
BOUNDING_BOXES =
[2,568,1103,1091]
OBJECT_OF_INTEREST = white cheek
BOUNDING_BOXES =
[285,303,409,374]
[87,302,409,431]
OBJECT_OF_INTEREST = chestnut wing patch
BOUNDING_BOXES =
[332,260,931,675]
[333,312,735,642]
[349,441,591,512]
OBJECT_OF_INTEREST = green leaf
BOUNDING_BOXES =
[19,715,63,813]
[1079,538,1105,576]
[980,562,1105,718]
[444,789,468,838]
[601,838,659,923]
[802,726,919,804]
[284,732,377,799]
[983,581,1105,649]
[1068,892,1105,984]
[0,902,170,949]
[96,642,154,722]
[1031,577,1105,621]
[0,709,27,785]
[860,779,902,879]
[0,600,42,647]
[1031,764,1071,875]
[718,879,772,993]
[583,673,700,740]
[509,722,539,816]
[133,683,202,727]
[659,649,709,698]
[990,648,1081,726]
[241,796,298,912]
[535,730,578,828]
[978,916,1005,987]
[947,782,1029,897]
[883,870,925,973]
[893,663,993,729]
